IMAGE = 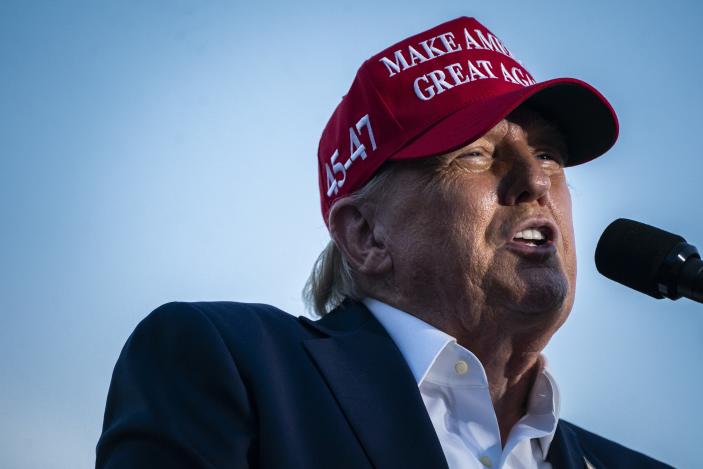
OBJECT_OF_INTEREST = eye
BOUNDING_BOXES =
[536,151,565,167]
[451,147,493,172]
[459,148,490,159]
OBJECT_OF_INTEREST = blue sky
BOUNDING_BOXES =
[1,1,702,467]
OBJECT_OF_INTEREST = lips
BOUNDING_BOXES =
[505,218,559,259]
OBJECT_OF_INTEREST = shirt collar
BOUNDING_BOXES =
[363,297,561,457]
[363,298,454,385]
[528,367,561,456]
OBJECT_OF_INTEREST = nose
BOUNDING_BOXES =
[498,153,551,206]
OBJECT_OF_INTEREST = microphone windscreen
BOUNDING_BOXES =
[595,218,685,298]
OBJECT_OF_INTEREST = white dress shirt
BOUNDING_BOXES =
[363,298,560,469]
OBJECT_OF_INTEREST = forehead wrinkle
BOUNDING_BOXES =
[481,120,510,144]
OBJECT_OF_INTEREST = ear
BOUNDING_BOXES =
[328,198,392,276]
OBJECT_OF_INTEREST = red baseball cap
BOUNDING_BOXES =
[317,17,618,224]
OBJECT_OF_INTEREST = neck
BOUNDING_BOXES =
[470,336,546,444]
[386,297,558,445]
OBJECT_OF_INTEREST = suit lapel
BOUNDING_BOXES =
[300,301,448,469]
[547,421,588,469]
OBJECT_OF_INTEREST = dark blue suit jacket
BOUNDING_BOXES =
[97,300,672,468]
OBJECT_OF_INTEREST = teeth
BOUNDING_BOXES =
[515,228,545,241]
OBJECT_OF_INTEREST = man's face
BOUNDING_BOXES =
[378,107,576,332]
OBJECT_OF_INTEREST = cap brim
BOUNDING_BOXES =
[389,78,619,166]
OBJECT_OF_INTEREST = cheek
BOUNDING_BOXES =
[445,185,499,267]
[551,181,576,277]
[399,170,501,276]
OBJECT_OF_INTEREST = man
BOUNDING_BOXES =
[97,17,672,468]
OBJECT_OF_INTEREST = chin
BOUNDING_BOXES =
[516,279,569,315]
[490,269,571,318]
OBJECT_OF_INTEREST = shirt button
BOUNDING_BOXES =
[479,455,493,467]
[454,360,469,375]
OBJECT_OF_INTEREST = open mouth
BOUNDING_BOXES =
[506,221,558,260]
[512,227,552,247]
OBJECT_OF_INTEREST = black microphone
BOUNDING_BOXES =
[595,218,703,303]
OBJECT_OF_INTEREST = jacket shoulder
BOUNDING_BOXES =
[560,420,674,468]
[137,301,317,360]
[98,301,269,467]
[143,300,304,334]
[148,300,296,322]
